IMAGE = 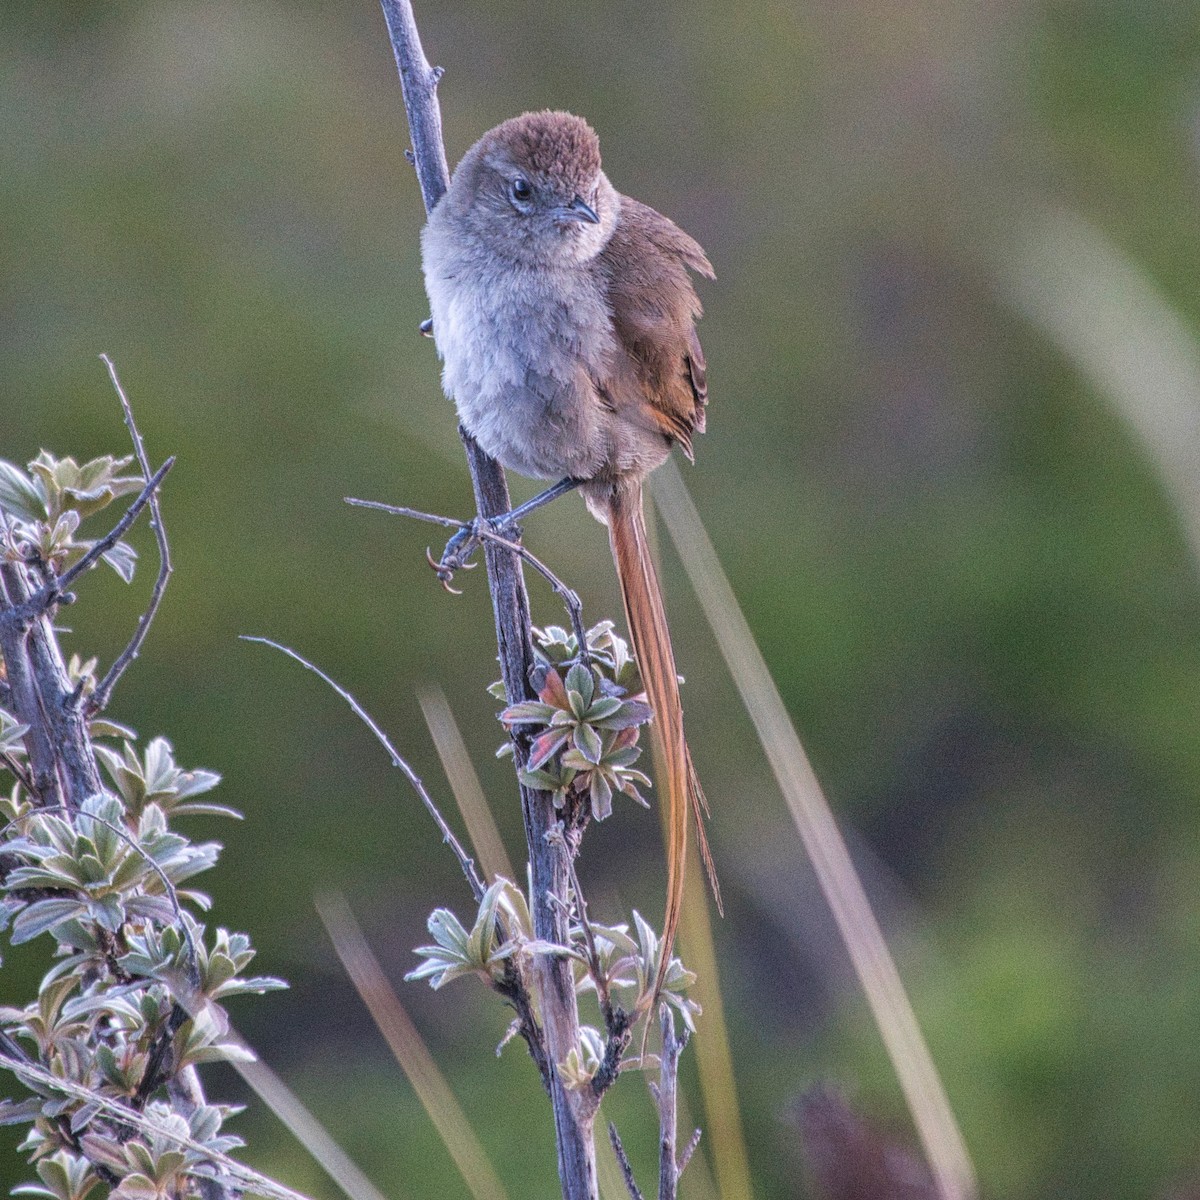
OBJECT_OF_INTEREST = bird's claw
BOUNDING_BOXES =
[427,514,520,593]
[425,546,469,594]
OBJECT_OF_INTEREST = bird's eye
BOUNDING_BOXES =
[510,176,532,203]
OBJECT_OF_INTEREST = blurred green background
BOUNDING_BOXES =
[4,1,1200,1197]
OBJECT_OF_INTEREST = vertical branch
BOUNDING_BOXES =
[654,1007,690,1200]
[376,4,597,1197]
[0,561,103,808]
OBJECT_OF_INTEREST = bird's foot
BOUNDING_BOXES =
[427,514,522,593]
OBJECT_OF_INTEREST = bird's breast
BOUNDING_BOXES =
[425,249,617,481]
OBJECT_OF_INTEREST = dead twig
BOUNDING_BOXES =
[653,1006,696,1200]
[89,354,173,714]
[563,856,630,1098]
[607,1123,645,1200]
[241,636,487,902]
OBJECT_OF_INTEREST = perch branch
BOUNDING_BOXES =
[377,3,596,1196]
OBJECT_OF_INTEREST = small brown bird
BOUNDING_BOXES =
[421,110,719,1002]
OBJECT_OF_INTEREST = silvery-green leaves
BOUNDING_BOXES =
[529,621,642,695]
[10,1150,101,1200]
[0,452,143,581]
[2,792,222,945]
[119,921,285,1004]
[79,1101,243,1200]
[501,656,652,821]
[0,709,31,756]
[575,912,701,1035]
[558,1025,606,1091]
[95,738,232,821]
[0,438,280,1200]
[407,878,563,991]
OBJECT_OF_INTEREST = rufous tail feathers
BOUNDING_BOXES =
[606,480,721,1006]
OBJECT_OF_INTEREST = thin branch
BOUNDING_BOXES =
[241,636,487,901]
[563,856,630,1099]
[491,956,552,1090]
[607,1123,645,1200]
[90,354,173,714]
[677,1129,702,1177]
[655,1005,690,1200]
[346,496,589,654]
[1,750,34,792]
[378,3,596,1195]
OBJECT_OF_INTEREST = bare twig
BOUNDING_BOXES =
[562,856,631,1099]
[607,1124,645,1200]
[654,1006,692,1200]
[677,1129,701,1177]
[377,4,596,1196]
[556,859,633,1099]
[241,636,486,901]
[89,354,173,713]
[1,750,34,792]
[346,496,589,654]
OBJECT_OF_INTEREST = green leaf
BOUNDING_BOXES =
[590,771,613,821]
[584,696,622,722]
[499,700,558,726]
[573,723,602,765]
[100,540,138,583]
[10,899,87,944]
[528,728,571,771]
[0,460,46,522]
[565,664,594,708]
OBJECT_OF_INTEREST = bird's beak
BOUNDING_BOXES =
[559,196,601,225]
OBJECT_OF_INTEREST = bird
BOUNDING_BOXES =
[421,109,719,1006]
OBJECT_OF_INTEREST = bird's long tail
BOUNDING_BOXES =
[606,479,721,1006]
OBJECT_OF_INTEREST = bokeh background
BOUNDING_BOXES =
[4,1,1200,1197]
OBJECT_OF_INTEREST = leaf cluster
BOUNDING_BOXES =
[498,624,652,820]
[0,453,145,582]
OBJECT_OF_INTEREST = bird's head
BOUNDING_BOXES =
[444,110,618,265]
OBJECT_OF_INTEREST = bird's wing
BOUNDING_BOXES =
[595,196,713,461]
